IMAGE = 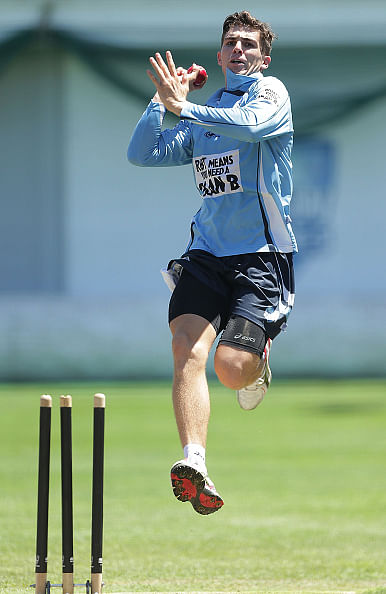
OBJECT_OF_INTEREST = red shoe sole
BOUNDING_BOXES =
[171,462,224,515]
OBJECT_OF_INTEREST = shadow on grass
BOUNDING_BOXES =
[298,401,385,415]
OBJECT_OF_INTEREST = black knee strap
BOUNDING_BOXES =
[219,315,267,357]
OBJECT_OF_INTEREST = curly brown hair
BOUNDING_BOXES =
[221,11,277,56]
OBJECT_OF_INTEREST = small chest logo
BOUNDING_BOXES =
[193,150,243,198]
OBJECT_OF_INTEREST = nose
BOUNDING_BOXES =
[232,40,243,53]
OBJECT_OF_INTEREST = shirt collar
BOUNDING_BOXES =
[225,68,263,91]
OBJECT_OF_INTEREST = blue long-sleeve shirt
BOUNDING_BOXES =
[128,68,297,256]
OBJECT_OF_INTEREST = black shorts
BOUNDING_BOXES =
[168,249,295,341]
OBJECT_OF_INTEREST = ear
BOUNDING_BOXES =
[261,55,271,70]
[217,50,222,67]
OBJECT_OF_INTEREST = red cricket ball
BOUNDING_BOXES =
[187,65,207,87]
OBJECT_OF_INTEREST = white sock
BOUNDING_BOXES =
[184,443,206,472]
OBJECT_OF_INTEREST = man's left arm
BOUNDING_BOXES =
[180,82,292,143]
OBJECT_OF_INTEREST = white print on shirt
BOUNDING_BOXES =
[193,149,243,198]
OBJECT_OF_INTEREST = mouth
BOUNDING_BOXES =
[230,59,245,65]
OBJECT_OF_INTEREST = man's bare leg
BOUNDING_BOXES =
[169,314,224,514]
[170,313,216,449]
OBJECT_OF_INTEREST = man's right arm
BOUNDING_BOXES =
[127,100,193,167]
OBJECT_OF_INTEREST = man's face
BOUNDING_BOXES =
[217,26,271,79]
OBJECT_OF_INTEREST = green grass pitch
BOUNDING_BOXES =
[0,379,385,593]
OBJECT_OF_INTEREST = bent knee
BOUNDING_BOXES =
[215,363,245,390]
[214,345,261,390]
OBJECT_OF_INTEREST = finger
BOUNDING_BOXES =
[149,56,165,80]
[166,50,178,78]
[154,52,171,78]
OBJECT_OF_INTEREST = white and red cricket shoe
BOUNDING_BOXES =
[170,459,224,515]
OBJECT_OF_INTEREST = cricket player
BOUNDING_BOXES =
[128,11,296,515]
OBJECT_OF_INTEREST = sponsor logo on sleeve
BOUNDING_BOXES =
[258,88,279,105]
[193,150,243,198]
